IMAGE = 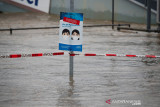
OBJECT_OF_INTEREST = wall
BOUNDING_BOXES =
[50,0,157,24]
[0,1,27,13]
[0,0,157,24]
[50,0,70,14]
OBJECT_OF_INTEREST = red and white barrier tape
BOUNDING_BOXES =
[0,52,64,58]
[70,53,160,58]
[0,52,160,59]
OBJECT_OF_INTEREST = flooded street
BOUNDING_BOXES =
[0,13,160,107]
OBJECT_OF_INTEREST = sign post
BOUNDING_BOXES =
[59,2,83,79]
[157,0,160,30]
[70,0,74,78]
[69,51,74,77]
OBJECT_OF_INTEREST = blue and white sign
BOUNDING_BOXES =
[11,0,50,13]
[59,12,83,52]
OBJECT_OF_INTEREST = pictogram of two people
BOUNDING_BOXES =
[62,29,80,40]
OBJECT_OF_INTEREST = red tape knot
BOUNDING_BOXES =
[10,54,21,58]
[32,53,43,57]
[53,52,64,56]
[85,53,96,56]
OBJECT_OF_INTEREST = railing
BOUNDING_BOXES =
[129,0,157,13]
[0,24,131,35]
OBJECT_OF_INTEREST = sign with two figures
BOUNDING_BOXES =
[59,12,83,52]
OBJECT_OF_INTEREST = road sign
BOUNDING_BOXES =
[59,12,83,52]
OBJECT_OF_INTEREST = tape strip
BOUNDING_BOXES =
[1,52,160,59]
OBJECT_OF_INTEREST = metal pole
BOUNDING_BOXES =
[70,51,74,78]
[157,0,160,32]
[70,0,74,78]
[158,24,160,32]
[112,0,115,29]
[10,28,12,35]
[70,0,74,12]
[49,0,52,14]
[147,0,151,31]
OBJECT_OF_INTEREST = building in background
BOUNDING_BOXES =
[0,0,50,13]
[0,0,158,24]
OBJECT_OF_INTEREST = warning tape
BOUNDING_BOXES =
[70,53,160,58]
[0,52,64,59]
[0,52,160,59]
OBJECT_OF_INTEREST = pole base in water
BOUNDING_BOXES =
[69,51,74,78]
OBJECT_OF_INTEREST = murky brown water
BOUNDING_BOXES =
[0,13,160,107]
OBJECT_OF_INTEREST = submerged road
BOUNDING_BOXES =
[0,13,160,107]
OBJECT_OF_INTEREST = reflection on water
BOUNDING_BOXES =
[141,58,160,66]
[56,77,81,107]
[157,34,160,45]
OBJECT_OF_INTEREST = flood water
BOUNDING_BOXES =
[0,13,160,107]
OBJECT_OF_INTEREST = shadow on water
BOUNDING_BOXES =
[105,59,119,93]
[56,77,81,107]
[141,58,160,66]
[157,34,160,45]
[140,34,160,66]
